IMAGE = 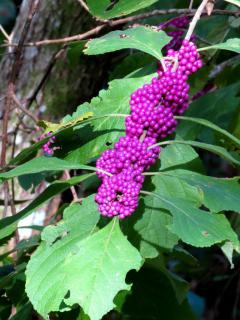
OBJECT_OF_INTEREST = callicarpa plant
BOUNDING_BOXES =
[0,0,240,320]
[96,39,202,219]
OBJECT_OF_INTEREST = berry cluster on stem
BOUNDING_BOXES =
[95,19,203,219]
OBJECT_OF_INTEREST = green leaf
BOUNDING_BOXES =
[177,83,240,140]
[221,241,235,269]
[65,74,155,164]
[172,247,199,266]
[160,144,199,170]
[145,253,190,303]
[161,170,240,213]
[0,174,93,240]
[84,27,170,60]
[158,266,190,304]
[0,263,26,289]
[67,41,87,66]
[134,196,179,258]
[123,164,201,258]
[149,172,203,206]
[224,0,240,7]
[229,16,240,28]
[26,212,142,320]
[85,0,158,19]
[156,140,240,166]
[176,116,240,149]
[0,296,11,320]
[25,199,98,317]
[141,191,238,248]
[18,172,48,191]
[121,267,196,320]
[15,235,40,251]
[61,103,93,125]
[0,157,100,183]
[199,38,240,53]
[38,111,93,133]
[109,52,155,80]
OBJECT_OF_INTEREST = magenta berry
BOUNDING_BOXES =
[96,36,203,219]
[95,168,143,219]
[38,132,58,156]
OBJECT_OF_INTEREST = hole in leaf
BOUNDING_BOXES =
[59,291,72,311]
[202,230,209,237]
[105,0,120,11]
[119,33,129,39]
[51,230,69,246]
[106,141,112,146]
[64,290,71,299]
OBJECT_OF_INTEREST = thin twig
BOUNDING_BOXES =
[10,122,20,164]
[12,93,38,122]
[26,48,65,108]
[1,9,239,47]
[77,0,90,13]
[2,181,16,218]
[64,170,79,202]
[185,0,209,40]
[27,24,106,46]
[209,54,240,78]
[189,0,194,10]
[0,24,10,41]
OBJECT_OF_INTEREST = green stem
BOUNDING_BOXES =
[175,115,240,147]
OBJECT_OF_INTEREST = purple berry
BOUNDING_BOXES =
[95,35,203,219]
[39,132,58,156]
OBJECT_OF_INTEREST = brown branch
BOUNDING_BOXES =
[27,24,106,46]
[12,93,38,123]
[1,0,40,217]
[64,170,79,202]
[209,53,240,78]
[2,8,239,47]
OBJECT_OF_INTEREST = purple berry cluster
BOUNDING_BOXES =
[157,41,203,114]
[126,85,177,139]
[95,136,160,219]
[95,32,202,219]
[95,170,143,219]
[38,132,57,156]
